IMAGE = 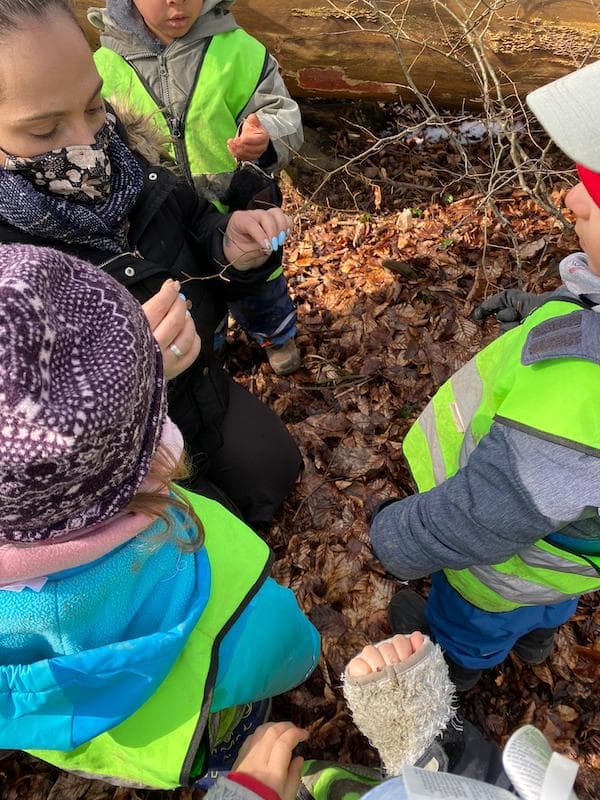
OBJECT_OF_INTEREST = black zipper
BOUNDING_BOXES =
[123,54,192,181]
[169,113,191,182]
[173,37,213,185]
[179,549,274,786]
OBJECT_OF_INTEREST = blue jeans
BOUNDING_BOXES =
[426,572,577,670]
[215,274,296,349]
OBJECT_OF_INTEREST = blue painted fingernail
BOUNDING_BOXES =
[271,236,279,252]
[278,230,286,246]
[178,292,187,301]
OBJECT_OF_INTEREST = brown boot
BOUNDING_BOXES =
[265,338,301,375]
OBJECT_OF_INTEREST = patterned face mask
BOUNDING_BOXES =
[2,113,116,205]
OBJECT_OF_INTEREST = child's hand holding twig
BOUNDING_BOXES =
[227,113,270,161]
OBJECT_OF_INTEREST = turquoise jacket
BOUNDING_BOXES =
[0,505,319,751]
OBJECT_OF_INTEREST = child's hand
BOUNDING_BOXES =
[227,113,270,161]
[473,289,550,331]
[232,721,308,800]
[142,279,201,379]
[346,632,425,677]
[224,208,290,270]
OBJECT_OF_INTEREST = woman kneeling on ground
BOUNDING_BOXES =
[0,0,301,529]
[0,244,319,789]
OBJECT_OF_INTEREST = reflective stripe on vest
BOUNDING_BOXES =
[94,30,267,180]
[29,488,271,789]
[404,356,485,491]
[403,300,600,612]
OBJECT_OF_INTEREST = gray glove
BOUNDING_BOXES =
[474,290,551,331]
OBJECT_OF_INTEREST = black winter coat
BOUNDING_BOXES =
[0,157,281,468]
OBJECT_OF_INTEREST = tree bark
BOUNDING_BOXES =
[75,1,600,105]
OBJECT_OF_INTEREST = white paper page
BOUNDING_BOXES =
[403,766,516,800]
[540,752,579,800]
[502,726,578,800]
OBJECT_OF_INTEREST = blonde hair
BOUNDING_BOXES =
[126,445,205,552]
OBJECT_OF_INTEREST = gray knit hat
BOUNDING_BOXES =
[0,244,167,542]
[526,60,600,172]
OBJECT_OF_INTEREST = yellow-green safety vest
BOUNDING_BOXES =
[94,30,267,183]
[403,299,600,612]
[29,488,271,789]
[94,31,284,281]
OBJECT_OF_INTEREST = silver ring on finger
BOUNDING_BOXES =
[170,343,184,359]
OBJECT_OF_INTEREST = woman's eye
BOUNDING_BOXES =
[31,128,58,140]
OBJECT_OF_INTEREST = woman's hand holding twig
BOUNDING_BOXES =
[223,208,291,271]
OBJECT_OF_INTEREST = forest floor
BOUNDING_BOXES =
[2,100,599,800]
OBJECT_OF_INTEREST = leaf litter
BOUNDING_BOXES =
[3,104,599,799]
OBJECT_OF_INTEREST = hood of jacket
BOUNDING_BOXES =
[88,1,238,55]
[109,98,174,164]
[0,511,209,751]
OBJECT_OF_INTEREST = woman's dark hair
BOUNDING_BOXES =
[0,0,77,39]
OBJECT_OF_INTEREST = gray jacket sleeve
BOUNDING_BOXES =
[240,54,303,169]
[205,777,265,800]
[370,421,600,580]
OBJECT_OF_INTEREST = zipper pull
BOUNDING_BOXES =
[171,117,183,138]
[158,54,168,77]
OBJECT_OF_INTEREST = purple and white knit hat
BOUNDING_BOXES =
[0,244,167,542]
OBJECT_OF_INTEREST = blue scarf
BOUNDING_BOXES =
[0,126,144,254]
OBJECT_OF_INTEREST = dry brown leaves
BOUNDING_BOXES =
[237,184,599,798]
[3,139,599,799]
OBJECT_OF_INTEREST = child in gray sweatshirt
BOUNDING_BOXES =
[371,59,600,691]
[88,0,303,374]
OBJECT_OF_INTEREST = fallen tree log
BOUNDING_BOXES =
[75,1,600,105]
